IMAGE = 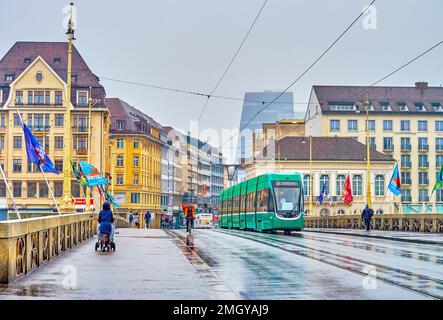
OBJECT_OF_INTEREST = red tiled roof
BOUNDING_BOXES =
[262,136,392,162]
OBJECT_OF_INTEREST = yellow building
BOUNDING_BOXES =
[245,136,396,216]
[106,98,162,219]
[305,83,443,212]
[0,42,110,212]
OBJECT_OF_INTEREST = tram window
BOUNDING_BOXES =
[268,189,274,212]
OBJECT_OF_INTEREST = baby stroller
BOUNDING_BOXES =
[95,221,116,252]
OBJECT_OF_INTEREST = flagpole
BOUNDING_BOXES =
[0,164,21,219]
[38,165,61,215]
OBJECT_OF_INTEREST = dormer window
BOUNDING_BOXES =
[53,57,61,64]
[4,74,14,82]
[71,74,78,82]
[380,102,392,111]
[76,91,89,106]
[415,103,425,112]
[432,103,443,112]
[368,104,374,111]
[117,120,125,131]
[398,102,409,112]
[24,57,31,64]
[328,101,355,111]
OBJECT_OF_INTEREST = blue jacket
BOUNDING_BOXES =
[98,209,114,223]
[362,207,374,221]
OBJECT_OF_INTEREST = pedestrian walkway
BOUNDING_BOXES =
[305,228,443,245]
[0,229,234,299]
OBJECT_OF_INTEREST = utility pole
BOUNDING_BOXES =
[365,97,372,207]
[86,86,92,212]
[309,135,313,216]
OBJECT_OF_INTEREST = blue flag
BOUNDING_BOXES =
[78,161,109,187]
[22,122,58,174]
[388,164,401,196]
[318,183,325,205]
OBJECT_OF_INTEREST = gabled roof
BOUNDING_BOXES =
[262,136,393,162]
[0,41,102,88]
[312,84,443,113]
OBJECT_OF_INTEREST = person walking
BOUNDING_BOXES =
[134,213,140,229]
[145,210,151,229]
[128,212,133,229]
[361,204,374,231]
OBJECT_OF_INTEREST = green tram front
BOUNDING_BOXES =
[218,173,304,233]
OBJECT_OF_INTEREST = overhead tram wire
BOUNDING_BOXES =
[197,0,269,122]
[219,0,377,149]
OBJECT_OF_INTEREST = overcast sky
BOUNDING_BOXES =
[1,0,442,162]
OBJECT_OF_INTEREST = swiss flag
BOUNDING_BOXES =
[342,174,353,205]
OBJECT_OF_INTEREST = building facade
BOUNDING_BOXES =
[305,83,443,210]
[107,98,162,214]
[245,136,396,216]
[0,42,110,211]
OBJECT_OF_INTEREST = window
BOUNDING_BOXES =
[117,139,124,148]
[383,120,392,131]
[380,102,391,111]
[55,136,64,149]
[39,183,48,198]
[71,182,80,198]
[28,162,39,172]
[55,114,64,126]
[24,57,31,63]
[348,120,358,131]
[45,91,50,104]
[398,102,409,112]
[336,175,346,196]
[133,156,139,167]
[0,181,5,197]
[401,120,410,132]
[328,102,355,111]
[375,175,385,196]
[117,120,125,131]
[437,138,443,151]
[54,159,63,172]
[117,155,124,167]
[436,155,443,168]
[419,189,428,202]
[0,136,4,149]
[13,159,22,172]
[329,120,340,132]
[418,120,428,132]
[418,137,428,151]
[14,113,20,126]
[437,189,443,202]
[13,136,22,149]
[431,103,443,112]
[401,137,411,151]
[77,91,88,105]
[13,182,22,197]
[419,154,428,168]
[116,175,123,185]
[5,74,14,82]
[436,121,443,132]
[383,137,393,151]
[55,91,63,105]
[419,172,428,185]
[27,182,37,198]
[133,174,139,185]
[401,189,411,202]
[303,175,311,196]
[415,103,425,112]
[15,90,23,104]
[352,175,363,196]
[401,172,411,185]
[54,182,63,197]
[319,175,330,195]
[0,113,4,127]
[131,193,140,204]
[53,57,61,64]
[134,140,139,148]
[401,155,411,168]
[369,137,376,150]
[31,91,44,104]
[367,120,375,131]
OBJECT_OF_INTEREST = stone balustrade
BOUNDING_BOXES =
[0,213,96,283]
[304,214,443,233]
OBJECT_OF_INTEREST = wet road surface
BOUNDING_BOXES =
[170,228,441,299]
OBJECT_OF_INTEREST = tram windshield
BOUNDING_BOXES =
[273,181,302,218]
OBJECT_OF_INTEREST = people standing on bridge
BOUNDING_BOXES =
[129,212,133,228]
[145,211,151,229]
[361,204,374,231]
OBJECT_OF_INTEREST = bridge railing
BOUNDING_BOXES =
[0,213,96,283]
[304,214,443,233]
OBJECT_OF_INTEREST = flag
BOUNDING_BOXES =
[22,122,58,174]
[318,183,325,205]
[78,161,109,187]
[432,164,443,193]
[103,185,120,207]
[341,174,353,205]
[70,160,88,186]
[388,164,401,196]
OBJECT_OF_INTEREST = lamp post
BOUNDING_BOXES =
[302,136,313,215]
[61,2,76,211]
[364,98,372,207]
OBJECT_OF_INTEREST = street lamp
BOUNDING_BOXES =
[356,97,372,207]
[302,136,313,216]
[61,2,76,211]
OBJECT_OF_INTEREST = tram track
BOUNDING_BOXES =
[214,229,443,300]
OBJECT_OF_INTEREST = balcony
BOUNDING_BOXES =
[402,179,412,186]
[418,144,429,152]
[72,126,89,133]
[401,144,411,152]
[419,179,429,186]
[29,125,50,133]
[419,196,430,202]
[401,161,412,169]
[383,145,394,152]
[418,162,429,169]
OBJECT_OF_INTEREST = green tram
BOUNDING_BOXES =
[219,173,304,234]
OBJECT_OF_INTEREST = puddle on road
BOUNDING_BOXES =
[0,283,60,297]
